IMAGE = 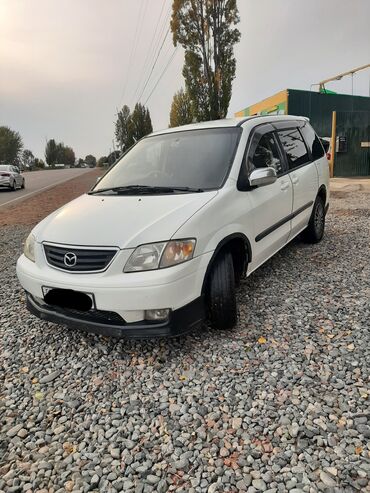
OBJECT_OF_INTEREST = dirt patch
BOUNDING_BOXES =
[332,208,370,218]
[330,191,348,199]
[0,169,101,227]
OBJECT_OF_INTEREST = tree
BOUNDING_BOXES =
[56,143,66,164]
[129,103,153,145]
[85,154,96,167]
[107,151,121,166]
[45,139,59,166]
[0,126,23,164]
[45,139,76,166]
[63,146,76,166]
[97,156,108,167]
[115,105,131,151]
[22,149,35,169]
[171,0,240,121]
[113,103,152,151]
[169,88,193,127]
[34,158,45,169]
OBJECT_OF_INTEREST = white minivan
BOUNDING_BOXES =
[17,115,329,338]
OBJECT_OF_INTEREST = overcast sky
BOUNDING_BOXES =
[1,0,369,160]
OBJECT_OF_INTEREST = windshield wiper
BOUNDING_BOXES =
[89,185,204,195]
[162,186,205,193]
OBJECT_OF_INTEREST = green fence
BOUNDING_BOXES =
[335,111,370,177]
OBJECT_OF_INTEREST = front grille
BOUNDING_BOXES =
[43,244,117,272]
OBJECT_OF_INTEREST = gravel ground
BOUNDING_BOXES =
[1,191,369,493]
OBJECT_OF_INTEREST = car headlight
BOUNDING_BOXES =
[124,239,196,272]
[24,233,36,262]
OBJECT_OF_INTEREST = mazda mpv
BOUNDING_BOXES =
[17,115,329,338]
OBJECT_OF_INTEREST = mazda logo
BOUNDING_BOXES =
[64,252,77,267]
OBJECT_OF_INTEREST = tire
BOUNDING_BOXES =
[10,180,16,191]
[302,196,325,244]
[206,251,237,330]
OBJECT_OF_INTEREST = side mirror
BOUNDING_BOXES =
[249,167,277,187]
[95,177,101,184]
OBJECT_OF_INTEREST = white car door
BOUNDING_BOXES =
[274,123,318,239]
[239,124,293,271]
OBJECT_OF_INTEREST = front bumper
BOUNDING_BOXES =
[17,250,212,321]
[26,292,205,338]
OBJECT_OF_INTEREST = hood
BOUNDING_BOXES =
[33,191,218,248]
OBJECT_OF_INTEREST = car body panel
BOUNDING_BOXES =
[32,191,218,248]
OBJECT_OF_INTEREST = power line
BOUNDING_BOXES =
[130,0,168,105]
[136,28,171,105]
[118,0,146,109]
[133,3,173,106]
[143,47,179,106]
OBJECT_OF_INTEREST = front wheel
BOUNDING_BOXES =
[206,251,237,330]
[302,196,325,243]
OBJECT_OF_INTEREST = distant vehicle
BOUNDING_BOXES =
[0,164,25,191]
[54,163,65,169]
[17,115,329,338]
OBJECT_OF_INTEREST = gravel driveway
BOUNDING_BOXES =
[1,192,369,493]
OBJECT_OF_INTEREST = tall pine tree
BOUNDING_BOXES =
[171,0,240,121]
[114,103,153,150]
[169,88,193,127]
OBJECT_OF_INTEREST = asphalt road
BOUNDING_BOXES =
[0,168,91,208]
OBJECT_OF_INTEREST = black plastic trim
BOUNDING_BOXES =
[255,201,314,242]
[26,293,205,339]
[201,233,251,295]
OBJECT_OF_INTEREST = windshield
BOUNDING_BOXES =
[0,165,11,171]
[92,128,241,194]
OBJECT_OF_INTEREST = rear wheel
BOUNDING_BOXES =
[302,196,325,243]
[206,251,237,330]
[10,180,17,191]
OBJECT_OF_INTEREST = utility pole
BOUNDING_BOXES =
[329,111,336,178]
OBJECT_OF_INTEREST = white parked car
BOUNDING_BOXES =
[17,116,329,338]
[0,164,25,190]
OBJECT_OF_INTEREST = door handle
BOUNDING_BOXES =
[291,174,299,185]
[280,181,290,191]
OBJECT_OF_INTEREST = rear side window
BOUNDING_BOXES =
[300,123,325,160]
[277,129,310,170]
